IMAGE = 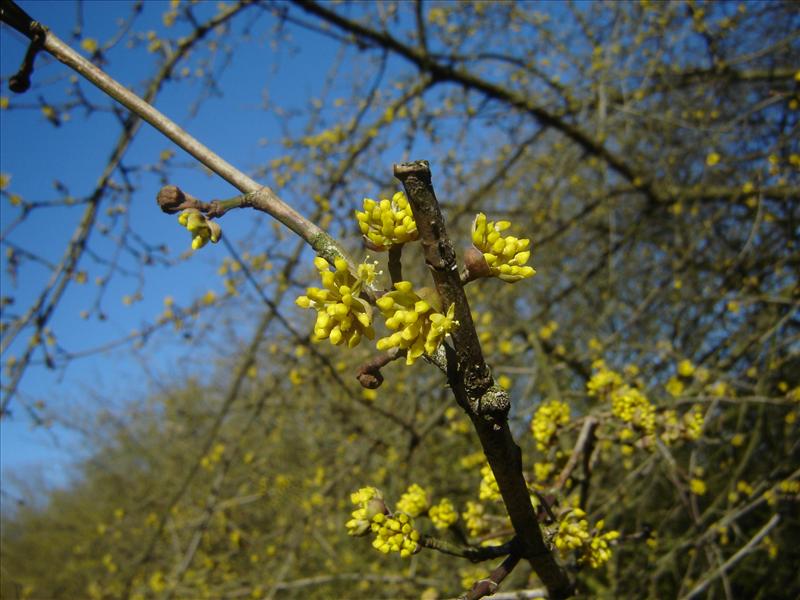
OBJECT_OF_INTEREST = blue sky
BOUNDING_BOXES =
[1,0,364,500]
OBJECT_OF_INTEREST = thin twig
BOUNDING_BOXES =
[680,514,780,600]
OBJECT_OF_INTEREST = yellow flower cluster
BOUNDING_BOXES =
[682,406,704,440]
[728,480,753,504]
[471,213,536,282]
[428,498,458,530]
[355,192,418,251]
[610,385,655,435]
[778,479,800,495]
[395,483,429,517]
[586,362,624,398]
[295,257,376,348]
[178,208,221,250]
[370,512,420,557]
[661,405,705,445]
[346,486,421,558]
[462,501,489,537]
[677,359,696,377]
[376,282,456,364]
[690,478,707,496]
[479,465,502,501]
[531,399,570,451]
[553,509,619,569]
[534,461,555,484]
[345,486,385,537]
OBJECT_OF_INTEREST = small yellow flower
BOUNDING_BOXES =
[177,208,221,250]
[690,478,707,496]
[611,385,655,435]
[666,376,685,397]
[370,511,420,557]
[376,281,456,364]
[706,152,721,166]
[677,359,695,377]
[587,364,624,398]
[296,257,376,348]
[682,406,704,440]
[355,192,418,250]
[471,213,536,282]
[533,461,555,483]
[531,399,570,450]
[539,320,558,340]
[429,498,458,530]
[346,486,385,537]
[395,483,429,517]
[553,509,619,568]
[497,374,512,389]
[81,38,99,54]
[479,465,502,501]
[462,501,488,537]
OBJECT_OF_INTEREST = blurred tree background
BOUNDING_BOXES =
[1,1,798,599]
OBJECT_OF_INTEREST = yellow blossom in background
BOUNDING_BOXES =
[534,461,555,483]
[677,359,695,377]
[0,173,10,190]
[553,509,619,568]
[459,451,484,470]
[539,320,558,340]
[458,565,489,590]
[355,192,418,250]
[666,376,685,397]
[778,479,800,495]
[429,498,458,529]
[610,385,655,435]
[479,465,501,501]
[531,399,570,451]
[462,501,488,537]
[690,478,707,496]
[81,38,99,53]
[587,363,624,398]
[471,213,536,282]
[395,483,429,517]
[682,406,704,440]
[376,281,456,364]
[296,257,376,348]
[0,96,8,110]
[706,152,721,166]
[149,572,167,594]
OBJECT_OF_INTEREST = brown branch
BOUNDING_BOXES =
[555,417,598,492]
[419,535,516,562]
[356,348,404,389]
[387,244,404,284]
[2,1,349,266]
[394,160,573,600]
[463,551,523,600]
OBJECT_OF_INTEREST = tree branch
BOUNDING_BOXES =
[394,160,573,599]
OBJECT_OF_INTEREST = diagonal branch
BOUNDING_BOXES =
[394,160,573,600]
